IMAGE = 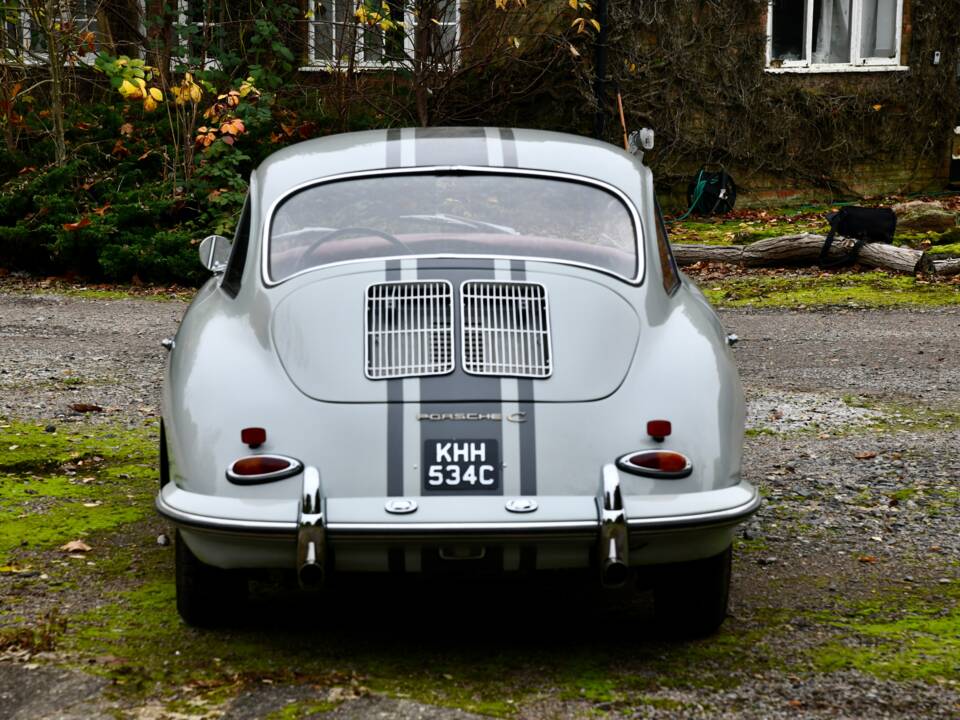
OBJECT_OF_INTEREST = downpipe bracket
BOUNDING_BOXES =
[597,463,629,588]
[297,466,327,588]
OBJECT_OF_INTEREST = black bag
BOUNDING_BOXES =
[818,206,896,268]
[686,165,737,216]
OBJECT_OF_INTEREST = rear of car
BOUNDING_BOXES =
[157,128,758,634]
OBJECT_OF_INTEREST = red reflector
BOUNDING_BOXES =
[241,427,266,448]
[646,420,672,440]
[617,450,692,478]
[231,455,291,476]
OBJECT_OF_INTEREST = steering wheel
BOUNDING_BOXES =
[301,226,413,263]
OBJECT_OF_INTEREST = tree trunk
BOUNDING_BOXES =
[932,258,960,277]
[42,0,66,168]
[672,234,933,275]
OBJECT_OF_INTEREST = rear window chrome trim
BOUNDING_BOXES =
[261,165,646,287]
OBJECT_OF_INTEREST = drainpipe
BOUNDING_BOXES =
[592,0,609,139]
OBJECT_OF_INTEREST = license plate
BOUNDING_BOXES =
[423,440,500,493]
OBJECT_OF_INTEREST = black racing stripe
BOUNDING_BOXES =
[386,259,404,497]
[414,127,488,166]
[386,128,402,168]
[418,259,503,496]
[510,260,538,496]
[499,128,518,168]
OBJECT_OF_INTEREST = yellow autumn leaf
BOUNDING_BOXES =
[568,0,577,8]
[143,94,158,112]
[148,86,163,102]
[189,84,202,103]
[589,18,600,31]
[118,79,140,98]
[872,103,882,111]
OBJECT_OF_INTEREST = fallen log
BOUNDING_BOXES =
[932,258,960,276]
[673,233,934,274]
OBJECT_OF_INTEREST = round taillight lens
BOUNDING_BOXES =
[227,455,303,484]
[616,450,692,479]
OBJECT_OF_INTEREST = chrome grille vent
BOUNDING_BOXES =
[461,281,552,378]
[365,281,454,379]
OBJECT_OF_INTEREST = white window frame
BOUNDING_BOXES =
[302,0,460,71]
[766,0,907,73]
[1,1,99,66]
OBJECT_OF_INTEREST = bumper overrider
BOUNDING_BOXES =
[156,464,760,587]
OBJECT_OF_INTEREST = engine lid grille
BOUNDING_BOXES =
[461,281,552,378]
[365,281,454,379]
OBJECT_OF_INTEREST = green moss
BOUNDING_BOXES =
[703,272,960,308]
[811,584,960,682]
[0,420,157,557]
[669,216,829,246]
[928,242,960,256]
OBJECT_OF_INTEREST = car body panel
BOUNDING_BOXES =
[159,127,755,583]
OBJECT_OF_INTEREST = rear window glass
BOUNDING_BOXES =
[268,172,640,282]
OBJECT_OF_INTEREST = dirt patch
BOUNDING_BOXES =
[0,292,958,719]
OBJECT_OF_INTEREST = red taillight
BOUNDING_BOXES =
[646,420,671,441]
[241,427,267,448]
[617,450,692,478]
[227,455,303,484]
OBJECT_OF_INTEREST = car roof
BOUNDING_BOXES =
[253,127,651,213]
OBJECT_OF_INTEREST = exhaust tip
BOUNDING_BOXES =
[602,560,629,588]
[298,563,325,588]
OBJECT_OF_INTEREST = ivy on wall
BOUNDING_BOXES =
[599,0,960,194]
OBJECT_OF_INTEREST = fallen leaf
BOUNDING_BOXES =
[854,451,877,460]
[69,403,103,413]
[119,122,134,136]
[858,555,878,564]
[92,203,110,217]
[62,218,91,232]
[60,540,92,553]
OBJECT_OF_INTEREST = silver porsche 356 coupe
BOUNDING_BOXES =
[157,127,759,634]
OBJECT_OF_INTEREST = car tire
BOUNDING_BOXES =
[651,544,732,638]
[175,530,247,627]
[159,421,169,488]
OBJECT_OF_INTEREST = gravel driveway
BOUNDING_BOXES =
[0,291,957,719]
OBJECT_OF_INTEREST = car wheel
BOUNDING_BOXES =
[175,530,247,627]
[651,545,732,638]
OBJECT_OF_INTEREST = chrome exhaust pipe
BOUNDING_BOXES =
[297,466,326,589]
[602,541,629,588]
[598,464,629,588]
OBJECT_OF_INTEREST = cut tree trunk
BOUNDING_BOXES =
[673,234,935,274]
[932,258,960,276]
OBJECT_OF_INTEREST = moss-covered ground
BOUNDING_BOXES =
[810,582,960,682]
[0,416,957,717]
[670,204,960,309]
[701,271,960,309]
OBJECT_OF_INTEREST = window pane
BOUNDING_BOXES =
[314,0,333,61]
[859,0,897,59]
[435,23,456,60]
[771,0,807,63]
[270,173,639,281]
[812,0,851,63]
[333,0,352,62]
[363,25,383,62]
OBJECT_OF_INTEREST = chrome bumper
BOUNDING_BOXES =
[156,466,761,575]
